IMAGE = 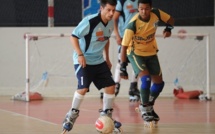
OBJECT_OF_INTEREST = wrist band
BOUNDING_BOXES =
[164,24,174,32]
[78,54,84,56]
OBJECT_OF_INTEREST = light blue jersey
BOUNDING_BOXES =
[116,0,138,37]
[72,13,114,65]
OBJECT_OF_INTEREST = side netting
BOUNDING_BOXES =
[12,33,210,101]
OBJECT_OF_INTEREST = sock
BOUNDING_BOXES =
[140,88,150,104]
[71,91,84,110]
[103,93,115,110]
[114,62,121,83]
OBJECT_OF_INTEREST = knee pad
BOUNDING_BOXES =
[151,82,165,93]
[140,75,151,90]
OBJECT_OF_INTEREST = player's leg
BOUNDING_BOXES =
[148,55,165,124]
[102,88,122,132]
[129,71,140,101]
[100,46,121,99]
[114,46,122,97]
[127,51,154,127]
[149,77,164,124]
[94,62,122,133]
[138,74,154,125]
[114,62,121,97]
[62,65,92,132]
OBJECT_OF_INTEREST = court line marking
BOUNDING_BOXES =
[0,108,58,125]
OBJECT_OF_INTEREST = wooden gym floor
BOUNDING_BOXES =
[0,96,215,134]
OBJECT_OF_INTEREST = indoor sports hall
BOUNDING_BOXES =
[0,0,215,134]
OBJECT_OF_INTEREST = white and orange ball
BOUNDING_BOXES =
[95,116,114,134]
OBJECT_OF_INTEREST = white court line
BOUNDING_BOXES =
[0,108,58,125]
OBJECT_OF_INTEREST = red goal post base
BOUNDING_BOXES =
[12,91,43,102]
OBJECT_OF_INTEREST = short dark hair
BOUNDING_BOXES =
[100,0,117,7]
[138,0,152,6]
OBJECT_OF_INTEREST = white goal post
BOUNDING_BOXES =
[19,32,210,102]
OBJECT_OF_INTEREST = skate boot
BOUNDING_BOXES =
[62,108,79,132]
[115,83,120,97]
[151,107,159,125]
[138,104,154,128]
[99,109,123,133]
[129,82,140,102]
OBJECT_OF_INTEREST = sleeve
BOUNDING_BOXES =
[72,17,90,38]
[159,9,171,23]
[152,8,170,23]
[121,21,135,47]
[116,0,123,12]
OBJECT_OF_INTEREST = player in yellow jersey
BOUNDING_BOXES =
[120,0,174,127]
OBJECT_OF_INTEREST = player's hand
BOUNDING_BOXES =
[163,24,173,38]
[106,60,112,70]
[116,36,122,45]
[78,55,86,68]
[163,30,171,38]
[120,62,128,79]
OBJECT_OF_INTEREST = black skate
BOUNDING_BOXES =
[129,82,140,102]
[135,104,154,128]
[115,83,120,97]
[99,109,123,133]
[151,108,159,125]
[62,109,79,133]
[100,92,103,99]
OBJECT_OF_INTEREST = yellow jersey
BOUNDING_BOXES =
[122,8,171,56]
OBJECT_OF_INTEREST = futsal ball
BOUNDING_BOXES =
[95,116,114,134]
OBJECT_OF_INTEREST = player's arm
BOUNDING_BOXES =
[120,45,128,79]
[121,22,135,63]
[152,8,174,38]
[71,18,90,68]
[113,11,122,45]
[70,36,86,68]
[104,39,112,69]
[120,26,134,79]
[163,16,174,38]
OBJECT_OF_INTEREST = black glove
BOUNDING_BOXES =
[120,62,128,77]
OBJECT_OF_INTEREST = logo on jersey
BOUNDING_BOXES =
[96,28,109,42]
[126,3,137,13]
[138,26,143,31]
[134,32,155,43]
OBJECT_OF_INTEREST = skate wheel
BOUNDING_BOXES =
[153,121,158,127]
[113,127,123,134]
[144,121,154,128]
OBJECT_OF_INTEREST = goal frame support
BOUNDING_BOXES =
[23,33,210,101]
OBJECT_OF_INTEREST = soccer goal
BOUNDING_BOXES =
[156,31,210,100]
[12,32,211,101]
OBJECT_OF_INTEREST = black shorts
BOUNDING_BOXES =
[74,62,115,90]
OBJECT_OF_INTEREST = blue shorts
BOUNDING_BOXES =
[74,62,115,90]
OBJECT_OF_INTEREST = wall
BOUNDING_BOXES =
[0,27,214,98]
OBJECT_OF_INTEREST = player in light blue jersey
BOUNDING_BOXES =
[62,0,122,133]
[113,0,140,102]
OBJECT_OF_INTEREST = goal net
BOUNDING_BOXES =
[12,32,210,101]
[156,31,210,99]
